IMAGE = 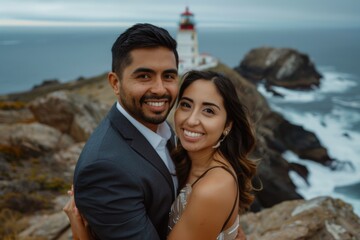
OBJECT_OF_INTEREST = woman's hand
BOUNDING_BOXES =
[63,185,91,240]
[235,226,247,240]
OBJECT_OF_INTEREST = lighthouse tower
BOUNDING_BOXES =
[176,7,200,73]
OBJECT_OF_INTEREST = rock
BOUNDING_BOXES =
[260,111,334,166]
[235,47,322,90]
[273,115,333,165]
[254,145,303,209]
[18,212,69,240]
[0,108,35,124]
[28,90,108,142]
[240,196,360,239]
[289,162,310,186]
[51,142,85,178]
[32,79,60,90]
[0,122,74,159]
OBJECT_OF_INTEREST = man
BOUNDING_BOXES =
[73,23,179,240]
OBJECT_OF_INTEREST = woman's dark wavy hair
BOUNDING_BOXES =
[111,23,179,79]
[172,70,257,211]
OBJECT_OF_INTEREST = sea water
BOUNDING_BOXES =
[1,26,359,215]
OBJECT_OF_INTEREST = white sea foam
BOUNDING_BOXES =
[286,150,360,217]
[319,70,358,93]
[333,97,360,109]
[260,67,360,216]
[274,107,360,216]
[257,84,321,103]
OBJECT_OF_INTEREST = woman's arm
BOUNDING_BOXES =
[168,169,238,240]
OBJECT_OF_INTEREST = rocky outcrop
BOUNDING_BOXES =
[240,197,360,239]
[0,90,111,240]
[0,61,356,239]
[18,212,69,240]
[28,90,109,142]
[0,122,74,159]
[235,47,322,89]
[264,112,334,166]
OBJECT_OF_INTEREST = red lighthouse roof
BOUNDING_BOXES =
[179,6,195,30]
[181,6,193,16]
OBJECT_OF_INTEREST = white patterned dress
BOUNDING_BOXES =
[168,166,239,240]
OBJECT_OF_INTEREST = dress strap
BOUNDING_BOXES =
[190,162,239,232]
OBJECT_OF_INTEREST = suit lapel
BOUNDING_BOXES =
[107,104,175,198]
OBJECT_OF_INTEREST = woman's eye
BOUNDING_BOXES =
[203,108,215,115]
[179,101,191,108]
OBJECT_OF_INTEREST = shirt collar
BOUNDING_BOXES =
[116,101,171,149]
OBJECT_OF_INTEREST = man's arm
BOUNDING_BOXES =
[75,159,160,240]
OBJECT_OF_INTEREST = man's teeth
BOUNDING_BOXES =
[184,130,202,137]
[147,102,165,107]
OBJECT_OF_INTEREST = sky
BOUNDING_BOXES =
[0,0,360,29]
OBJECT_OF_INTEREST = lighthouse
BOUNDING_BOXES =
[176,7,200,73]
[176,7,218,74]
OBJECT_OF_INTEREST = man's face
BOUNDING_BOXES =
[113,47,179,131]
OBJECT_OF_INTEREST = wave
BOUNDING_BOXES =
[319,69,358,94]
[333,97,360,109]
[0,40,21,46]
[285,149,360,217]
[257,67,358,104]
[257,84,322,103]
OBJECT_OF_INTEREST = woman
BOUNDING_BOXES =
[64,70,257,239]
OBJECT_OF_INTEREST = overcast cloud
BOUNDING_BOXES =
[1,0,359,28]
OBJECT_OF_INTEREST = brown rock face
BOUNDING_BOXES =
[235,47,322,89]
[28,90,108,142]
[240,197,360,240]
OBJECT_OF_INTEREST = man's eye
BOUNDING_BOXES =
[164,74,177,80]
[137,74,150,79]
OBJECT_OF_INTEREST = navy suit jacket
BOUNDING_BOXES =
[74,104,175,240]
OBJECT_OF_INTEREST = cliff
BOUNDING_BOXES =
[0,54,359,239]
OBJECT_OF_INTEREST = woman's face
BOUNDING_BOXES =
[174,79,229,153]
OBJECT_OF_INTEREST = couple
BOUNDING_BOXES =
[64,23,257,240]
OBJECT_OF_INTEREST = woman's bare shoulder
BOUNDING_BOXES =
[190,167,237,206]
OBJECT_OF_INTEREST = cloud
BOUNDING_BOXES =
[0,0,359,28]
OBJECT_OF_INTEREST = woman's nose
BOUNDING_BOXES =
[186,111,200,126]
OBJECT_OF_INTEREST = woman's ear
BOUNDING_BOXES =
[108,72,120,96]
[225,121,233,132]
[223,121,233,135]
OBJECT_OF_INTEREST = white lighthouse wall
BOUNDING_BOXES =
[176,30,200,70]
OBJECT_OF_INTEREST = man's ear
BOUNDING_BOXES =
[108,72,120,96]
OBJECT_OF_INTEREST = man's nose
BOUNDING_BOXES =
[150,77,166,95]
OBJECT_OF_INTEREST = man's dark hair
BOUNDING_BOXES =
[111,23,179,78]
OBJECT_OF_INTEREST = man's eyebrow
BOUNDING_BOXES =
[132,68,178,75]
[180,97,221,110]
[132,68,155,74]
[163,69,178,75]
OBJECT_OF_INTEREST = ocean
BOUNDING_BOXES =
[1,26,359,215]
